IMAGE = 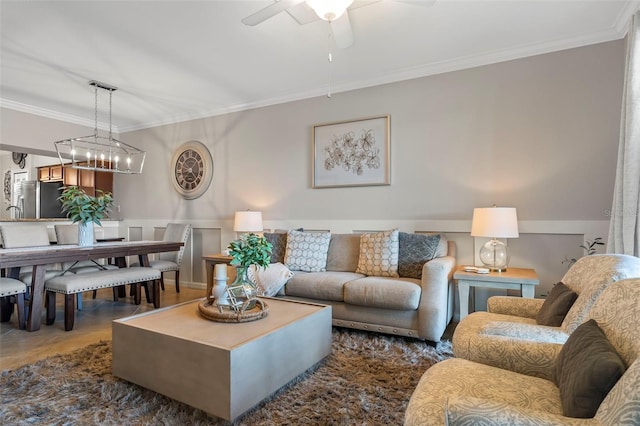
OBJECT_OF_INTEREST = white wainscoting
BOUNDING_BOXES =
[119,219,610,320]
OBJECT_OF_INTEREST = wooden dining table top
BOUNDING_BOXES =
[0,240,184,269]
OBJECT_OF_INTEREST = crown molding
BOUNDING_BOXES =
[0,98,119,133]
[614,1,640,35]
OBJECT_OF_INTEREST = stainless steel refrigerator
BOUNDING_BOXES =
[20,180,65,219]
[19,180,38,218]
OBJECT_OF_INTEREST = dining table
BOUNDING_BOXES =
[0,240,184,332]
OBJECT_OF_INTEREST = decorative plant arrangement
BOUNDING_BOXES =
[58,186,114,246]
[58,186,114,225]
[563,237,605,268]
[227,232,273,270]
[223,233,273,311]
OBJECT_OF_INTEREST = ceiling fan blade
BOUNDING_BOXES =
[349,0,381,11]
[395,0,436,7]
[287,2,319,25]
[330,12,354,49]
[241,0,305,26]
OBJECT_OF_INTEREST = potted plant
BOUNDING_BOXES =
[58,186,114,246]
[227,233,272,308]
[562,237,605,268]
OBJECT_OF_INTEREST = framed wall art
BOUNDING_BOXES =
[312,115,390,188]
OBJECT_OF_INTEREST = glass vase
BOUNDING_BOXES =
[229,265,258,310]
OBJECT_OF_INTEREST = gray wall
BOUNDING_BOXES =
[114,40,623,223]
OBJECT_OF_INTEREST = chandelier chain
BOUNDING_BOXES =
[94,84,98,138]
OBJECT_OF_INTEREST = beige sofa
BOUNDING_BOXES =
[452,254,640,380]
[272,232,456,342]
[405,277,640,425]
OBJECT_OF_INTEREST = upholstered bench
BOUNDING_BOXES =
[45,267,161,331]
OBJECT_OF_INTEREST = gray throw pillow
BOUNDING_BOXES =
[554,319,626,418]
[536,282,578,326]
[264,232,287,264]
[398,233,440,279]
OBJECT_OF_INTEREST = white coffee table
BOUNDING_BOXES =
[112,297,332,421]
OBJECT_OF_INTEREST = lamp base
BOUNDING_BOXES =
[479,239,511,272]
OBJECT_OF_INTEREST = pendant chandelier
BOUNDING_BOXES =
[54,80,146,174]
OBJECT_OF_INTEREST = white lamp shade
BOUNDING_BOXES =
[233,211,263,233]
[471,207,519,238]
[306,0,353,21]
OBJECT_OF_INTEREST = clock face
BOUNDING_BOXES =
[175,149,204,191]
[171,141,213,200]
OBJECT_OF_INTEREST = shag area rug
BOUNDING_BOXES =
[1,328,452,425]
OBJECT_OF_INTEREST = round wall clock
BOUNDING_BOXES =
[12,152,27,169]
[170,140,213,200]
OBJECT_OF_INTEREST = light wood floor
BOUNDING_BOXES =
[0,285,205,371]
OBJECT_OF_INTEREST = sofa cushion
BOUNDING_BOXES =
[536,282,578,326]
[284,271,365,301]
[398,232,440,279]
[264,232,287,264]
[284,230,331,272]
[326,233,360,272]
[248,262,294,296]
[356,229,399,277]
[344,276,421,310]
[555,319,626,418]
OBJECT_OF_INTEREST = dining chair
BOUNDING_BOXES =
[0,225,67,285]
[132,223,191,293]
[0,277,28,329]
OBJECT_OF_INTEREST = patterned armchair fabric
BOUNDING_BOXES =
[452,254,640,380]
[405,278,640,426]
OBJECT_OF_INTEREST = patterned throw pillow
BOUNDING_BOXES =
[398,233,441,279]
[356,230,399,277]
[284,230,331,272]
[264,232,287,264]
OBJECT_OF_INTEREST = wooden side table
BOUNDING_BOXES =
[454,266,539,320]
[202,253,234,297]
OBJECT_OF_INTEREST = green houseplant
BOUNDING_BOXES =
[58,186,114,246]
[562,237,605,268]
[227,233,272,308]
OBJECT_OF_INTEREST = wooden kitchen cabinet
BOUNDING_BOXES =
[61,164,114,196]
[38,165,63,181]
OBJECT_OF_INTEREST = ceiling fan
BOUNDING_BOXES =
[241,0,436,49]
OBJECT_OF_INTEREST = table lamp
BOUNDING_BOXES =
[233,210,263,238]
[470,206,519,272]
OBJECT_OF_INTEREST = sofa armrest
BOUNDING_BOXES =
[418,255,456,342]
[446,396,601,426]
[488,296,545,319]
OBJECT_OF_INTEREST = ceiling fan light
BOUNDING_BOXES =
[306,0,353,21]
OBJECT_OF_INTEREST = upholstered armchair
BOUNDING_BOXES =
[405,278,640,425]
[452,254,640,380]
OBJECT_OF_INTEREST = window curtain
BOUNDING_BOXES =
[608,10,640,256]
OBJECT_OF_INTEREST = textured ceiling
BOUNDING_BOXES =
[1,0,637,132]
